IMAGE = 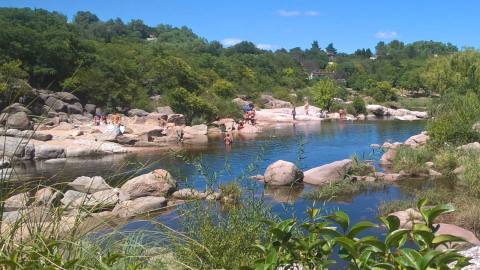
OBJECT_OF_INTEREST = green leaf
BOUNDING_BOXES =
[347,220,377,238]
[335,236,358,258]
[327,211,350,232]
[385,229,410,248]
[432,234,466,246]
[379,215,400,232]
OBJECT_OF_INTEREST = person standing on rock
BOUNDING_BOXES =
[292,106,296,120]
[304,99,310,115]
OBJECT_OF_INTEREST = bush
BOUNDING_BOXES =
[433,148,458,175]
[212,79,236,98]
[366,81,398,102]
[167,87,218,123]
[427,92,480,147]
[393,146,433,175]
[351,96,367,115]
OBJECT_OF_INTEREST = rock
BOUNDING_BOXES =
[128,109,149,117]
[68,176,112,193]
[156,106,174,116]
[45,96,66,112]
[370,143,381,148]
[34,144,65,160]
[44,158,67,164]
[453,166,465,175]
[388,208,422,228]
[425,161,434,168]
[367,105,388,116]
[205,192,221,201]
[54,92,80,102]
[167,114,186,126]
[458,142,480,151]
[436,223,480,245]
[120,169,177,199]
[404,132,429,148]
[5,112,31,130]
[70,189,125,210]
[232,98,251,108]
[2,103,31,114]
[0,157,10,169]
[458,246,480,269]
[84,104,96,114]
[112,196,167,218]
[260,95,292,109]
[380,149,396,166]
[0,136,34,158]
[116,135,138,145]
[375,172,406,182]
[172,188,206,200]
[263,160,303,186]
[60,190,88,207]
[303,159,352,185]
[67,102,83,114]
[183,124,208,137]
[95,130,118,142]
[428,169,442,177]
[34,187,60,205]
[4,192,30,211]
[4,129,52,141]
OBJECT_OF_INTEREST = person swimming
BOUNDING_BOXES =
[224,133,233,145]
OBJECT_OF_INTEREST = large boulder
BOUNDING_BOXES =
[128,109,149,117]
[404,132,429,148]
[183,124,208,137]
[167,114,186,126]
[69,189,126,210]
[67,102,83,114]
[388,208,422,229]
[4,129,52,141]
[55,92,80,103]
[34,144,65,160]
[263,160,303,186]
[120,169,177,199]
[60,190,88,207]
[45,96,66,112]
[366,105,388,117]
[5,112,31,130]
[303,159,352,185]
[84,104,96,114]
[380,148,397,166]
[4,192,30,211]
[2,103,31,114]
[112,196,167,218]
[435,223,480,246]
[0,136,34,158]
[68,176,112,193]
[260,95,292,109]
[156,106,174,116]
[34,187,60,206]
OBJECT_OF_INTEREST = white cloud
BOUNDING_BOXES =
[276,10,319,17]
[221,38,242,47]
[304,10,320,16]
[256,43,274,50]
[374,31,398,39]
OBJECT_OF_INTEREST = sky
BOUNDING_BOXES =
[1,0,479,53]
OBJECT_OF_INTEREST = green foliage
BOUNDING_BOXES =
[249,200,469,270]
[393,146,434,175]
[0,60,30,105]
[433,149,458,175]
[351,96,367,115]
[212,79,235,98]
[366,81,398,102]
[309,78,338,110]
[305,180,386,201]
[427,92,480,147]
[167,87,218,123]
[458,151,480,198]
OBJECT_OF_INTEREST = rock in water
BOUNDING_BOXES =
[5,112,31,130]
[68,176,112,193]
[303,159,352,185]
[34,144,65,160]
[263,160,303,186]
[112,196,167,218]
[120,169,177,199]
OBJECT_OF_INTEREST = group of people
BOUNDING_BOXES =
[291,100,310,120]
[93,112,125,135]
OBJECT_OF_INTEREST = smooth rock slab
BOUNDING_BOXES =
[34,144,65,160]
[112,196,167,218]
[303,159,352,185]
[4,192,30,211]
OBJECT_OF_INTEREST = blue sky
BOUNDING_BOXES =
[1,0,478,52]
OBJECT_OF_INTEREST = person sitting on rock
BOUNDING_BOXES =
[339,109,346,119]
[159,115,168,127]
[250,108,256,125]
[111,112,121,126]
[238,120,245,130]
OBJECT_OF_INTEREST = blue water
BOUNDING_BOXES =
[16,120,425,229]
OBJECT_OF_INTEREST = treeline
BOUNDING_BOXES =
[0,7,465,121]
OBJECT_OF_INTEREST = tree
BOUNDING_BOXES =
[310,78,338,111]
[326,43,337,55]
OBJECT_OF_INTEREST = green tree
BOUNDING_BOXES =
[310,78,338,111]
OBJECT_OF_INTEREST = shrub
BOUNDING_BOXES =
[212,79,236,98]
[427,92,480,147]
[366,81,398,102]
[249,199,469,270]
[458,151,480,198]
[393,146,433,175]
[167,87,218,123]
[433,148,458,175]
[352,96,367,115]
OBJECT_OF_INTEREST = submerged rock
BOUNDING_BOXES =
[112,196,167,218]
[303,159,352,185]
[263,160,303,186]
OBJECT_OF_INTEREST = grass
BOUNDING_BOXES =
[392,146,433,175]
[397,96,433,111]
[305,179,387,201]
